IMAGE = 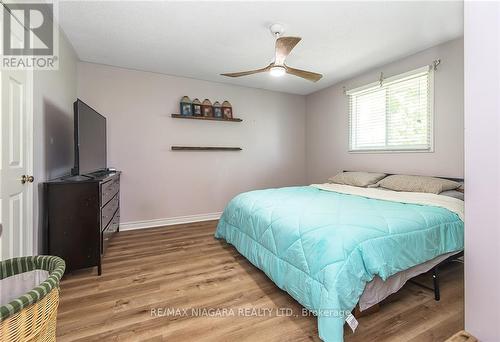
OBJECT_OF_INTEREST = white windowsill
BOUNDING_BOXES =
[348,149,434,154]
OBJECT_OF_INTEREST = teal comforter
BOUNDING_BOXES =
[215,186,464,342]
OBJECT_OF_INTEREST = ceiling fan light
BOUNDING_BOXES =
[270,66,286,77]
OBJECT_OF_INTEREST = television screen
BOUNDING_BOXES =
[73,99,107,175]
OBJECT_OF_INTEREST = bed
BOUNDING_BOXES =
[215,183,464,342]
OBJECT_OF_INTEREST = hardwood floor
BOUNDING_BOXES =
[57,220,463,342]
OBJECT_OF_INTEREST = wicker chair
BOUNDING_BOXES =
[0,256,65,342]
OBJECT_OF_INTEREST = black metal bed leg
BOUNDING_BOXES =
[433,266,440,301]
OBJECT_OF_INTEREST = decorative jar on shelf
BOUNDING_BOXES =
[222,101,233,119]
[192,98,202,116]
[180,96,192,116]
[201,99,213,117]
[213,101,222,118]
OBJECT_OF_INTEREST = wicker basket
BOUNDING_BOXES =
[0,256,65,342]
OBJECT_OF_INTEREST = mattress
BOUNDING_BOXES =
[215,184,464,342]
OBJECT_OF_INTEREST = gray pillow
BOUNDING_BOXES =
[440,190,464,201]
[328,171,387,187]
[376,175,461,194]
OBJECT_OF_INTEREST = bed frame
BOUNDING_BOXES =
[355,251,463,318]
[410,251,464,301]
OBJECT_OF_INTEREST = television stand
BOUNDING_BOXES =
[44,171,121,275]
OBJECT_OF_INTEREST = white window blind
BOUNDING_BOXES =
[348,66,433,152]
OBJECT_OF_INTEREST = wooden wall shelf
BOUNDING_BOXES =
[171,146,242,151]
[171,114,242,122]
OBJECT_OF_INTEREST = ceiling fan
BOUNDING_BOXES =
[221,24,322,82]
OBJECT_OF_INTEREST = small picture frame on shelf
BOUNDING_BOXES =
[222,100,233,119]
[180,96,192,116]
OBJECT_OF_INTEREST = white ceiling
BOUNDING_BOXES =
[58,1,463,95]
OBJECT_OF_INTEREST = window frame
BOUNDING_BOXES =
[347,66,435,153]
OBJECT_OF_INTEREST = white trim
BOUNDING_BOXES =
[348,148,433,154]
[428,65,435,153]
[26,67,34,255]
[120,212,222,231]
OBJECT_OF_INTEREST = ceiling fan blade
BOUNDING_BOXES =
[221,65,271,78]
[274,37,301,65]
[285,66,323,82]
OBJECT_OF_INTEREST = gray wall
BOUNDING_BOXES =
[306,38,464,182]
[33,29,78,253]
[464,3,500,340]
[77,62,307,224]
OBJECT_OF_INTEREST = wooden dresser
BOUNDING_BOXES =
[44,171,121,275]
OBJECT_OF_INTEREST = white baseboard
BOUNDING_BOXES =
[120,212,222,231]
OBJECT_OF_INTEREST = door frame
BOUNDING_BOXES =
[24,70,34,256]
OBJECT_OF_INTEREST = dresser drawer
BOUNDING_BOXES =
[102,209,119,254]
[101,176,119,207]
[101,193,119,231]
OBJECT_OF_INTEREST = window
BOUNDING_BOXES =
[348,66,433,152]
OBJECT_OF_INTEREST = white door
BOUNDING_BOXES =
[0,5,34,259]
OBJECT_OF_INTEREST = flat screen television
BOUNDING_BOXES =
[72,99,107,175]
